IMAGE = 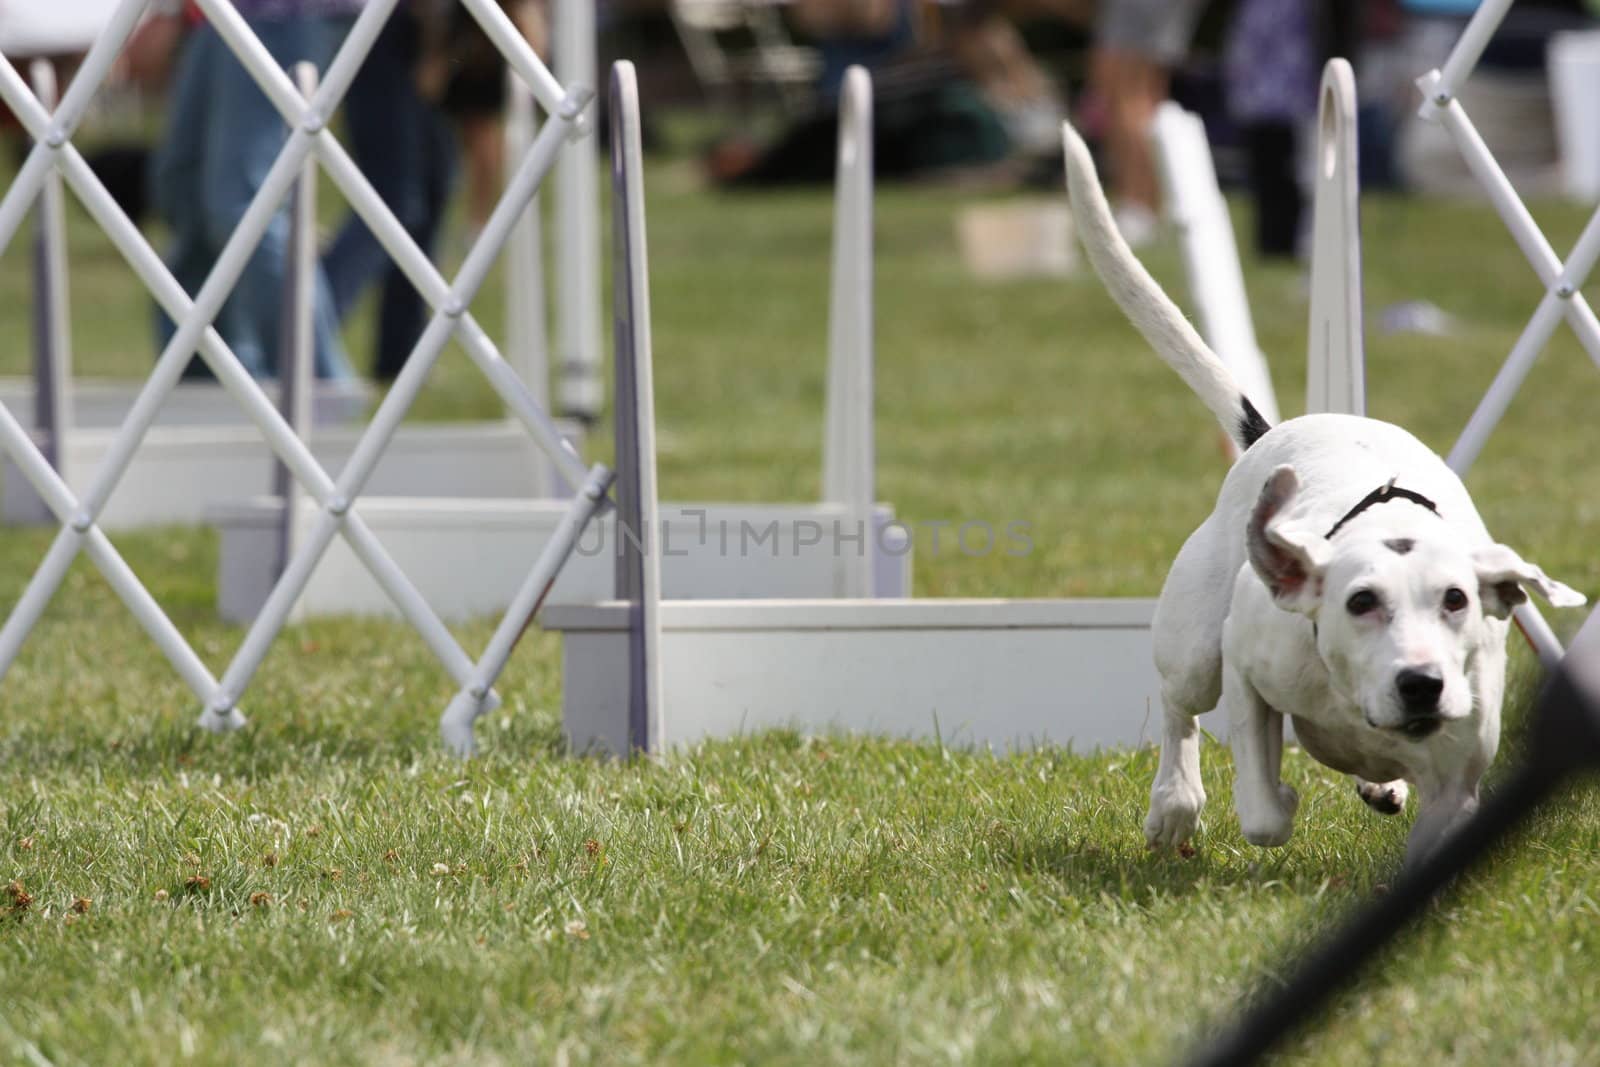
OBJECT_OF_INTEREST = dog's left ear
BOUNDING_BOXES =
[1472,544,1587,619]
[1247,466,1332,614]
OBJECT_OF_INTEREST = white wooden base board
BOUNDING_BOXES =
[3,419,580,529]
[212,499,913,623]
[0,376,372,430]
[544,598,1190,754]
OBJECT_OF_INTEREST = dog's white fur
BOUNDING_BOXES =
[1061,123,1585,859]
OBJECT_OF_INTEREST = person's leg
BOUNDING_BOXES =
[323,12,427,322]
[197,16,351,380]
[1090,0,1206,242]
[1243,120,1302,258]
[459,113,504,236]
[150,26,227,376]
[1091,48,1164,217]
[373,104,458,380]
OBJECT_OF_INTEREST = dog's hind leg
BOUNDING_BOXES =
[1225,665,1298,847]
[1354,777,1409,815]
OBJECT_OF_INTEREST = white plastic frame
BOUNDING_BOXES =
[1415,0,1586,665]
[0,0,607,746]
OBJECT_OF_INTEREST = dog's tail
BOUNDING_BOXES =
[1061,122,1271,451]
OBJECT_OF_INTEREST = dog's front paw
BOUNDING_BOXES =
[1237,785,1297,847]
[1145,779,1206,848]
[1356,778,1408,815]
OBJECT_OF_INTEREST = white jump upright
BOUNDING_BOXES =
[212,61,909,624]
[606,59,663,753]
[444,59,654,757]
[823,67,878,597]
[545,73,1167,757]
[0,0,608,742]
[1307,58,1365,417]
[1415,0,1586,665]
[1151,102,1281,437]
[504,69,551,408]
[272,62,321,577]
[27,59,70,474]
[553,0,605,421]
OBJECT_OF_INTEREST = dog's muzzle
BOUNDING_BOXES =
[1391,667,1446,739]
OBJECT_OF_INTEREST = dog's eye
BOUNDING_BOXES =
[1346,590,1380,616]
[1443,587,1469,612]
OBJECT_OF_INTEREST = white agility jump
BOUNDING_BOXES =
[0,0,611,752]
[211,60,909,624]
[547,62,1350,755]
[1414,0,1589,665]
[545,60,1371,756]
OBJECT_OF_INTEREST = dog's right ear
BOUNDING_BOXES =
[1247,466,1331,614]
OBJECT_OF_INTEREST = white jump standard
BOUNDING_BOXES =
[0,0,610,745]
[545,65,1169,756]
[1306,60,1366,417]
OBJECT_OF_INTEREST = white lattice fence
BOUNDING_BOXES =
[0,0,611,752]
[1414,0,1597,664]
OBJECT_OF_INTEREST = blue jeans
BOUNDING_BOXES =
[150,17,353,380]
[323,9,457,380]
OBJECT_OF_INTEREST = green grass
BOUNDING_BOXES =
[1,144,1598,1064]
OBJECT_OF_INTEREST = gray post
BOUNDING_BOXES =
[273,63,320,580]
[29,59,71,476]
[610,61,663,753]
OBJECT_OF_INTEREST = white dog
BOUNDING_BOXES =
[1061,123,1586,859]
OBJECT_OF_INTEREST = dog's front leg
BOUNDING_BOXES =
[1144,697,1208,848]
[1405,780,1480,866]
[1225,666,1298,847]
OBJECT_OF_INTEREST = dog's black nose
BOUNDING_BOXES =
[1396,667,1445,712]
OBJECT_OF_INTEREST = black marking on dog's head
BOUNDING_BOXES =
[1383,538,1415,556]
[1237,395,1272,449]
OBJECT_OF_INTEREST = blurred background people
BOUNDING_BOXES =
[324,0,546,380]
[706,0,1064,187]
[792,0,917,100]
[145,0,363,381]
[1224,0,1319,259]
[418,0,548,241]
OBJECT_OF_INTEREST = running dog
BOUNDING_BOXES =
[1060,122,1585,859]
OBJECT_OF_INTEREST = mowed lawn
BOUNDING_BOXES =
[0,133,1597,1065]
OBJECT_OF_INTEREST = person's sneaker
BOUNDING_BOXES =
[1113,202,1159,248]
